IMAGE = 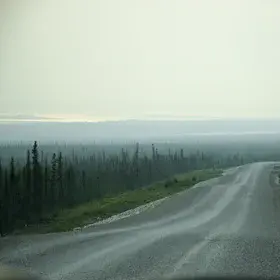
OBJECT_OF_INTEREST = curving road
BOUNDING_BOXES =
[1,162,280,279]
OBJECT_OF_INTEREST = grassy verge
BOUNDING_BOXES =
[19,168,222,234]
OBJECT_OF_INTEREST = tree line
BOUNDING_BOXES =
[0,141,246,236]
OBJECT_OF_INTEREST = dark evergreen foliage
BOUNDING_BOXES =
[0,141,246,235]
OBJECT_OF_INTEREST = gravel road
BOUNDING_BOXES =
[1,162,280,280]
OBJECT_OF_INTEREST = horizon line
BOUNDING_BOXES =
[1,117,280,123]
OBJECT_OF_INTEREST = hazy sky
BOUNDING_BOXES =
[1,0,280,121]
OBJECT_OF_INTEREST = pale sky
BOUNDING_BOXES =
[1,0,280,121]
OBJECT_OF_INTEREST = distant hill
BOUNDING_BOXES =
[0,114,60,121]
[1,119,280,143]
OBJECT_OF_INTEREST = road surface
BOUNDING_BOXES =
[1,162,280,280]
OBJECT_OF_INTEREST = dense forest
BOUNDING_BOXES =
[0,140,278,236]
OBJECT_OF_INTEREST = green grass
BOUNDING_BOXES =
[19,169,222,234]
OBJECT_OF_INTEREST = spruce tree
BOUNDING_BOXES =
[57,152,64,205]
[31,141,43,220]
[3,169,10,233]
[25,150,32,223]
[44,158,49,211]
[51,153,57,207]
